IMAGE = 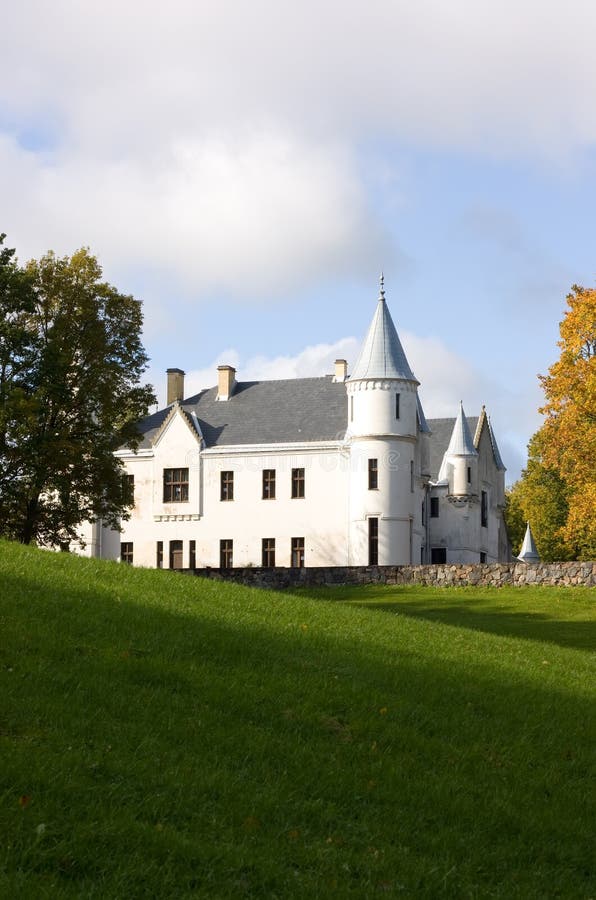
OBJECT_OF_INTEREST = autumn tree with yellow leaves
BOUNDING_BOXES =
[506,286,595,560]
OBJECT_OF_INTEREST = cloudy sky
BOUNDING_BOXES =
[2,0,596,482]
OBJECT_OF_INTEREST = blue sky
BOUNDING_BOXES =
[2,0,596,482]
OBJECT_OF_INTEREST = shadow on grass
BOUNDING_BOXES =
[298,586,596,652]
[1,563,595,898]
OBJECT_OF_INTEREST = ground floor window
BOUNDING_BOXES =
[156,541,163,568]
[291,537,305,568]
[480,551,487,563]
[368,517,378,566]
[121,542,133,565]
[220,539,233,569]
[189,540,196,570]
[431,547,447,564]
[170,540,183,569]
[262,538,276,567]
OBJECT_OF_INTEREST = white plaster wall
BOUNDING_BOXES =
[348,437,420,565]
[112,410,350,568]
[347,380,418,438]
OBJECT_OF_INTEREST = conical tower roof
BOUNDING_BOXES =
[445,402,478,457]
[517,522,540,563]
[349,277,418,383]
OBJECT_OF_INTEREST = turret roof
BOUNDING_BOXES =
[517,522,540,563]
[445,402,478,457]
[349,279,418,383]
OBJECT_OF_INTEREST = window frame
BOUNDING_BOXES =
[122,473,135,507]
[481,490,488,528]
[156,541,163,569]
[430,497,439,518]
[368,458,378,491]
[163,468,189,503]
[262,537,276,567]
[120,542,133,565]
[368,517,379,566]
[291,467,305,499]
[395,393,400,419]
[291,537,305,568]
[262,469,276,500]
[220,470,234,501]
[220,539,233,569]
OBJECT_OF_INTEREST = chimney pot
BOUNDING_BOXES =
[333,359,348,382]
[166,368,185,404]
[217,365,236,401]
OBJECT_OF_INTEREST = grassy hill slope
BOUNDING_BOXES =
[1,541,594,898]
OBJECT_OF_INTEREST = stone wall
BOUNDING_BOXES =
[188,561,596,589]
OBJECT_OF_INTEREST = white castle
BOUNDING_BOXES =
[83,280,509,569]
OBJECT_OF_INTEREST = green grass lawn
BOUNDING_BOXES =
[0,541,594,899]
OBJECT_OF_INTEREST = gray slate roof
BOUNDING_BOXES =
[349,297,418,382]
[136,377,349,449]
[134,378,499,482]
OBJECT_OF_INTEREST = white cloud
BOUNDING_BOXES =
[0,132,391,297]
[2,1,596,159]
[2,0,596,301]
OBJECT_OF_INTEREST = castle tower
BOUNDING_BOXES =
[346,277,423,565]
[438,401,479,498]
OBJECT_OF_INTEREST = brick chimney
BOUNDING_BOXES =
[217,365,236,401]
[333,359,348,382]
[166,368,185,404]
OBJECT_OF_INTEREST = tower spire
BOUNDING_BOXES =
[349,277,417,382]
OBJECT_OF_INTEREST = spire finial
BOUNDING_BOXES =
[379,272,385,301]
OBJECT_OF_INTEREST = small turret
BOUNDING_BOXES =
[347,275,419,439]
[517,522,540,563]
[438,402,478,497]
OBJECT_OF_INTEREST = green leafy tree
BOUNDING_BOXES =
[506,286,595,561]
[0,238,155,547]
[505,431,574,561]
[539,285,596,559]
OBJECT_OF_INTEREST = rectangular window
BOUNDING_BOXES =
[156,541,163,569]
[467,466,472,485]
[431,547,447,564]
[410,460,414,493]
[291,537,305,568]
[480,551,487,563]
[220,539,233,569]
[421,501,425,526]
[481,490,488,528]
[262,538,276,567]
[122,473,135,507]
[120,542,133,565]
[170,540,183,569]
[368,517,379,565]
[395,393,400,419]
[368,458,378,490]
[163,468,189,503]
[189,540,196,570]
[291,467,305,499]
[220,470,234,501]
[430,497,439,518]
[262,469,276,499]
